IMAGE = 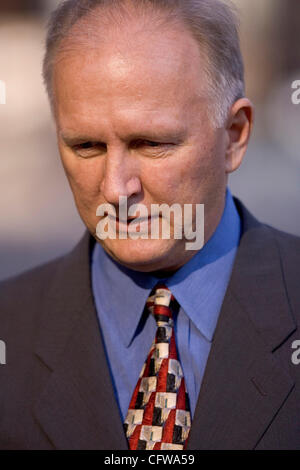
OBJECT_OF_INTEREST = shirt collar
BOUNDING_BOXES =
[165,188,241,341]
[92,188,241,346]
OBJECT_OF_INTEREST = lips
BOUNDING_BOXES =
[110,215,151,224]
[107,215,154,235]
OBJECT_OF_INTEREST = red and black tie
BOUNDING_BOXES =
[124,284,191,450]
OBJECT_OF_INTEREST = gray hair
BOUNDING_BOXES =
[43,0,245,127]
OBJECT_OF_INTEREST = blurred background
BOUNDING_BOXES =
[0,0,299,281]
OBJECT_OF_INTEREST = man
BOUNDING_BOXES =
[0,0,299,450]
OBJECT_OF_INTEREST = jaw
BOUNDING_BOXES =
[94,236,194,274]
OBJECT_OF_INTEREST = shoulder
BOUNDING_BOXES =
[0,231,92,302]
[268,224,300,254]
[265,224,300,310]
[0,254,65,299]
[235,196,300,265]
[234,196,300,304]
[0,254,68,343]
[260,224,300,281]
[0,231,93,339]
[238,196,300,324]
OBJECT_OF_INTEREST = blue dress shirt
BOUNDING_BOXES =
[91,189,241,421]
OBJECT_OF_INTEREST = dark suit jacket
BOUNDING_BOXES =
[0,199,300,450]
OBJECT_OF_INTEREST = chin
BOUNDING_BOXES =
[98,237,181,273]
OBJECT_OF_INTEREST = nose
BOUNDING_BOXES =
[100,147,142,207]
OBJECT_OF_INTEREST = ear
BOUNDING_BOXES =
[225,98,254,174]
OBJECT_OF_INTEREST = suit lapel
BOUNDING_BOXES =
[33,233,128,450]
[187,290,295,449]
[188,203,296,449]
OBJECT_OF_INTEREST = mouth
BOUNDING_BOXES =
[114,215,152,225]
[107,213,155,223]
[106,214,160,234]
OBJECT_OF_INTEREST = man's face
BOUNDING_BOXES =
[53,18,229,273]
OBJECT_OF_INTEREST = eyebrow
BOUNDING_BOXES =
[60,134,101,146]
[60,128,188,147]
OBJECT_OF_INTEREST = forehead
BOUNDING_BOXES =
[52,13,209,133]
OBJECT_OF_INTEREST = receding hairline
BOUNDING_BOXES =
[49,2,210,74]
[43,0,245,127]
[56,3,200,55]
[50,4,214,110]
[55,6,212,81]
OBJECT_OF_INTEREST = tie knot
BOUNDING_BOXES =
[146,284,178,324]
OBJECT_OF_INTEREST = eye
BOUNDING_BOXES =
[144,141,162,147]
[72,142,106,158]
[79,142,94,149]
[132,139,174,151]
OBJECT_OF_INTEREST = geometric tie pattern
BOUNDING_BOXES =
[124,284,192,450]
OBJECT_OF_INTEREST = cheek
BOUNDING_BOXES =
[184,138,226,187]
[61,152,104,204]
[154,141,224,204]
[142,148,213,203]
[141,163,180,203]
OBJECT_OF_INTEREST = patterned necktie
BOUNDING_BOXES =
[124,284,192,450]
